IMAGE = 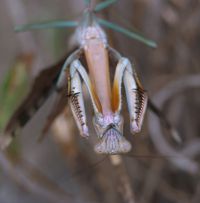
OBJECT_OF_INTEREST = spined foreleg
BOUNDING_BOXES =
[112,57,148,135]
[68,63,89,137]
[123,67,148,134]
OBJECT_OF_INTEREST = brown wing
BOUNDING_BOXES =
[39,88,68,141]
[4,59,63,135]
[4,48,78,137]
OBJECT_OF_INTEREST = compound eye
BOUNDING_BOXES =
[113,114,121,124]
[95,116,105,128]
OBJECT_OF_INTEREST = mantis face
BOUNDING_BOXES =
[93,114,132,154]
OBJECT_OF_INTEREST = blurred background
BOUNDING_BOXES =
[0,0,200,203]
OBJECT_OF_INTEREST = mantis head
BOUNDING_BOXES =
[93,114,131,154]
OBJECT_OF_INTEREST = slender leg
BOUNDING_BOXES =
[56,49,82,90]
[112,57,148,135]
[108,46,122,61]
[68,63,89,137]
[112,58,129,113]
[68,59,106,138]
[123,61,148,134]
[70,60,103,116]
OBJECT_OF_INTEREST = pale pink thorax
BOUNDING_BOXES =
[81,25,112,115]
[77,25,107,48]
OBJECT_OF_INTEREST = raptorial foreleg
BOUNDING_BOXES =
[56,49,83,90]
[68,63,89,137]
[112,57,148,135]
[123,61,148,134]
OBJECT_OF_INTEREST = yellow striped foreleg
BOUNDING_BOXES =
[123,61,148,134]
[112,57,148,135]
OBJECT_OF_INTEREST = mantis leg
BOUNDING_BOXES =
[108,46,122,61]
[112,58,129,113]
[123,68,148,134]
[70,60,102,115]
[56,49,83,90]
[68,63,89,137]
[112,57,148,134]
[123,61,148,134]
[69,59,104,137]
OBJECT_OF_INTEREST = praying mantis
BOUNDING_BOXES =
[1,0,178,154]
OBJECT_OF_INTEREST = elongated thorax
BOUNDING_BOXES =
[84,33,112,115]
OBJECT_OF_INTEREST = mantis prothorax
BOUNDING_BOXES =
[1,0,156,154]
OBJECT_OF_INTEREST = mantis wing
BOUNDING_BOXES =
[1,52,74,149]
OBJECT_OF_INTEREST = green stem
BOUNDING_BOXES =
[98,18,157,48]
[15,20,78,32]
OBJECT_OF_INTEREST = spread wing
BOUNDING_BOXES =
[1,48,77,149]
[39,88,68,141]
[4,58,64,134]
